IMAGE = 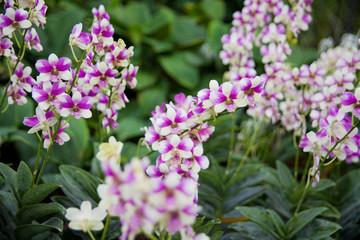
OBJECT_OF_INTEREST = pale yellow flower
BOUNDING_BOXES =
[96,136,123,162]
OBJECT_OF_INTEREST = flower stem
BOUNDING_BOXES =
[225,113,236,174]
[101,215,111,240]
[87,230,97,240]
[233,117,264,177]
[293,132,300,180]
[31,138,43,187]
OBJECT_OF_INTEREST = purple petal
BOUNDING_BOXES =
[178,137,194,151]
[23,116,39,127]
[210,91,226,105]
[35,60,52,73]
[77,97,93,109]
[239,78,252,91]
[56,57,72,71]
[341,92,357,106]
[14,9,28,22]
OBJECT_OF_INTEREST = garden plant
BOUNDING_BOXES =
[0,0,360,240]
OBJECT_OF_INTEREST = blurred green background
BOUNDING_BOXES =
[0,0,360,171]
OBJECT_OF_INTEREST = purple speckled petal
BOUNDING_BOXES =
[56,57,72,71]
[77,96,93,109]
[23,116,39,127]
[177,137,194,151]
[35,60,52,73]
[239,78,252,91]
[341,92,357,106]
[14,9,28,22]
[210,91,226,105]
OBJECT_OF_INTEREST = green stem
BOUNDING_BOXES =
[137,138,144,158]
[88,230,97,240]
[31,138,43,187]
[233,118,264,177]
[101,215,111,240]
[299,153,312,187]
[225,113,236,174]
[67,50,87,94]
[293,133,300,180]
[35,143,52,185]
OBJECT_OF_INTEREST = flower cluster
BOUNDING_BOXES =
[96,137,209,240]
[22,5,137,148]
[0,0,47,106]
[221,0,360,184]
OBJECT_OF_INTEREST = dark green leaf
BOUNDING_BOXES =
[0,191,18,217]
[229,221,277,240]
[115,117,147,141]
[159,52,200,89]
[207,20,229,55]
[201,0,226,20]
[195,219,221,235]
[236,206,279,238]
[171,17,206,48]
[144,7,175,35]
[22,183,60,206]
[303,200,340,219]
[138,82,168,115]
[310,179,335,192]
[285,207,327,239]
[0,163,18,203]
[16,203,65,224]
[14,217,63,239]
[267,209,285,238]
[15,161,32,199]
[210,231,223,240]
[224,186,266,212]
[285,45,318,67]
[276,160,295,193]
[294,219,341,240]
[0,99,34,127]
[58,165,101,205]
[135,70,159,90]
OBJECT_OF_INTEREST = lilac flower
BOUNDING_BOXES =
[238,76,264,106]
[89,61,118,88]
[102,107,119,132]
[158,135,194,162]
[32,80,67,110]
[155,105,188,136]
[341,88,360,117]
[10,62,36,92]
[60,91,93,119]
[7,85,27,105]
[210,81,247,113]
[43,120,70,148]
[29,0,47,28]
[92,5,110,22]
[0,8,31,36]
[299,129,328,156]
[69,23,93,50]
[35,53,72,82]
[311,155,320,187]
[121,64,138,89]
[0,37,12,57]
[25,28,43,52]
[105,39,134,67]
[92,19,114,51]
[23,107,57,134]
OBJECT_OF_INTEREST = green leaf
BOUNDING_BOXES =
[229,221,277,240]
[16,203,65,224]
[115,117,147,141]
[58,165,101,205]
[236,206,280,239]
[0,163,18,202]
[159,52,200,89]
[276,160,295,193]
[195,219,221,235]
[210,231,223,240]
[285,45,318,67]
[0,191,18,217]
[144,7,175,36]
[135,70,159,90]
[207,20,229,55]
[294,219,341,240]
[138,82,168,115]
[303,200,340,219]
[310,179,335,192]
[22,183,60,206]
[52,117,89,165]
[267,209,285,238]
[285,207,327,239]
[171,17,206,48]
[224,186,266,212]
[14,217,63,239]
[201,0,226,20]
[15,161,32,200]
[144,37,174,53]
[0,99,34,127]
[115,2,151,27]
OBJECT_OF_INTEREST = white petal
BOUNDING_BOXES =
[65,208,81,220]
[170,135,180,147]
[221,82,233,98]
[48,53,58,64]
[91,207,107,221]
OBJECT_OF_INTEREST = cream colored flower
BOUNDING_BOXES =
[65,201,107,232]
[96,136,123,162]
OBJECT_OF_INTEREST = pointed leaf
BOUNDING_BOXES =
[224,186,266,212]
[14,217,63,239]
[285,207,327,239]
[276,160,295,193]
[236,206,280,239]
[22,183,60,205]
[15,162,33,199]
[294,219,341,240]
[0,163,18,203]
[267,209,285,238]
[16,203,65,224]
[229,221,277,240]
